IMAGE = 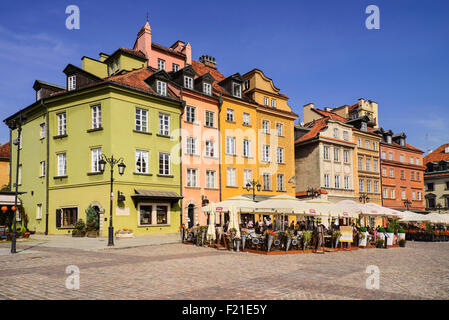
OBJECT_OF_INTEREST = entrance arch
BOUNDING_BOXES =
[187,204,195,228]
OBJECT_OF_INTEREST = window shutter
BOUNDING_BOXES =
[56,209,61,228]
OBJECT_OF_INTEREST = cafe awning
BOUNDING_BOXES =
[131,189,183,204]
[0,192,22,205]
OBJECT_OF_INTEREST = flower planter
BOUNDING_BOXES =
[386,233,394,246]
[201,230,206,246]
[359,232,367,247]
[234,239,240,252]
[116,230,134,238]
[241,234,246,250]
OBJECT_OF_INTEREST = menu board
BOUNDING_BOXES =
[339,226,353,243]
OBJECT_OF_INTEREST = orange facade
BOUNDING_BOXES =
[380,143,425,211]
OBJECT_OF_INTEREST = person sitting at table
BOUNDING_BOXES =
[290,221,295,230]
[247,220,254,228]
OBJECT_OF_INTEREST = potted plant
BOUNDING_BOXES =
[359,227,367,247]
[72,219,86,237]
[377,227,386,242]
[266,230,275,252]
[241,228,248,250]
[234,237,241,252]
[386,227,394,246]
[333,230,341,248]
[398,228,406,241]
[376,238,385,248]
[85,205,99,237]
[399,239,406,247]
[285,230,294,251]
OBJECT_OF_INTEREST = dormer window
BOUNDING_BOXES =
[184,76,193,89]
[157,81,167,96]
[232,83,241,98]
[445,146,449,154]
[244,80,250,90]
[203,83,212,95]
[400,138,405,147]
[36,89,42,101]
[68,75,76,91]
[386,135,392,144]
[361,122,368,132]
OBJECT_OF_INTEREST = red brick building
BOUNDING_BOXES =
[375,129,425,212]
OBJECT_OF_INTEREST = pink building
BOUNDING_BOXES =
[133,21,221,227]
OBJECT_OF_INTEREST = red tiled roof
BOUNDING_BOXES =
[152,42,186,58]
[295,118,328,144]
[191,60,227,94]
[424,143,449,165]
[296,189,328,197]
[119,47,146,59]
[106,68,155,93]
[0,142,10,159]
[348,103,358,111]
[312,108,347,122]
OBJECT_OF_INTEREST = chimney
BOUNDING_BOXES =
[303,103,315,124]
[324,107,333,112]
[99,53,109,62]
[199,55,216,69]
[133,21,152,65]
[182,43,192,66]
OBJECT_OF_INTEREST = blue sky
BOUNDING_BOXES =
[0,0,447,153]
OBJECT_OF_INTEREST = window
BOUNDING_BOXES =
[135,108,148,132]
[365,140,370,149]
[334,175,340,189]
[243,169,252,186]
[186,106,196,123]
[233,83,241,98]
[412,191,416,201]
[276,147,284,164]
[277,174,285,191]
[91,105,101,129]
[344,150,349,163]
[427,183,434,191]
[262,120,270,134]
[62,207,78,227]
[276,123,283,136]
[361,122,368,132]
[263,173,271,190]
[367,180,372,193]
[382,151,386,160]
[358,157,364,170]
[205,111,214,127]
[271,99,276,108]
[366,158,371,171]
[36,204,42,220]
[324,146,330,160]
[40,161,45,177]
[40,123,45,139]
[400,154,404,163]
[401,190,406,200]
[156,205,168,224]
[139,205,152,225]
[187,168,198,187]
[344,176,350,190]
[382,167,387,177]
[57,153,66,176]
[226,136,236,155]
[387,135,392,144]
[203,83,212,95]
[186,137,197,155]
[400,170,405,179]
[206,170,216,189]
[159,153,170,175]
[243,113,250,126]
[389,152,393,160]
[374,181,379,193]
[157,81,167,95]
[391,189,395,199]
[226,109,234,122]
[416,172,420,181]
[334,148,340,162]
[264,97,269,106]
[159,113,170,136]
[384,188,388,199]
[358,138,362,148]
[418,192,422,201]
[244,80,250,90]
[18,165,22,185]
[157,59,165,70]
[359,179,364,192]
[390,168,394,178]
[243,139,251,157]
[172,63,179,72]
[373,142,378,151]
[135,150,149,174]
[227,168,236,186]
[184,76,193,89]
[262,145,270,162]
[373,159,378,172]
[416,158,420,165]
[36,89,42,101]
[205,141,215,157]
[324,174,330,188]
[411,172,415,180]
[343,131,348,141]
[91,148,102,173]
[68,75,76,91]
[333,128,339,139]
[57,113,66,136]
[410,157,414,165]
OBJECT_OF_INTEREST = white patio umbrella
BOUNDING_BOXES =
[206,203,216,241]
[426,213,449,224]
[362,203,403,218]
[228,205,241,238]
[399,212,431,223]
[204,195,257,213]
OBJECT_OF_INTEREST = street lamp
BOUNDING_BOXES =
[435,203,442,213]
[245,180,261,201]
[306,187,320,199]
[7,113,27,254]
[359,193,370,204]
[403,199,412,211]
[99,154,126,246]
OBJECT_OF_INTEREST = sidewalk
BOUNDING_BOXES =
[15,233,181,251]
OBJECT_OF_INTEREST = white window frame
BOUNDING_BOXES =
[226,109,234,122]
[264,97,269,106]
[324,174,330,188]
[277,174,285,191]
[243,169,252,186]
[138,203,171,226]
[203,83,212,95]
[262,120,270,134]
[243,139,251,158]
[57,112,66,136]
[91,148,102,173]
[205,140,215,158]
[158,113,170,136]
[36,204,42,220]
[68,75,76,91]
[344,176,350,190]
[324,146,330,160]
[226,168,236,187]
[159,153,171,175]
[271,99,276,108]
[226,136,236,155]
[135,108,148,132]
[157,80,167,96]
[233,83,241,98]
[262,145,270,162]
[206,170,216,189]
[205,111,214,127]
[57,153,67,177]
[276,123,283,137]
[263,173,271,190]
[334,175,340,189]
[135,150,149,174]
[91,105,102,129]
[243,113,250,126]
[40,161,45,177]
[276,147,284,164]
[186,137,197,155]
[186,106,196,123]
[186,168,198,187]
[184,76,193,89]
[40,123,45,139]
[157,59,165,71]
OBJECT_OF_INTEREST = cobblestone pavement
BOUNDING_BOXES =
[0,241,448,300]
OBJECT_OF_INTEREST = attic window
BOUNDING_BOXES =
[36,89,42,101]
[244,80,250,90]
[203,83,212,95]
[157,81,167,96]
[445,146,449,154]
[400,138,405,147]
[184,76,193,89]
[361,122,368,132]
[68,75,76,91]
[158,59,165,71]
[386,135,392,144]
[172,63,179,72]
[233,83,241,98]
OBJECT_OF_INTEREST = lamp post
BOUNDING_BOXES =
[359,193,370,204]
[435,203,442,214]
[98,154,126,246]
[8,113,27,254]
[306,187,320,199]
[403,199,412,211]
[245,180,261,201]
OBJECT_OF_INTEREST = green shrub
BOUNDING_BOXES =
[85,206,99,230]
[74,219,86,232]
[386,227,394,233]
[398,228,405,233]
[378,227,386,232]
[360,227,367,232]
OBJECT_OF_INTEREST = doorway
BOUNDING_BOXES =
[187,204,195,228]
